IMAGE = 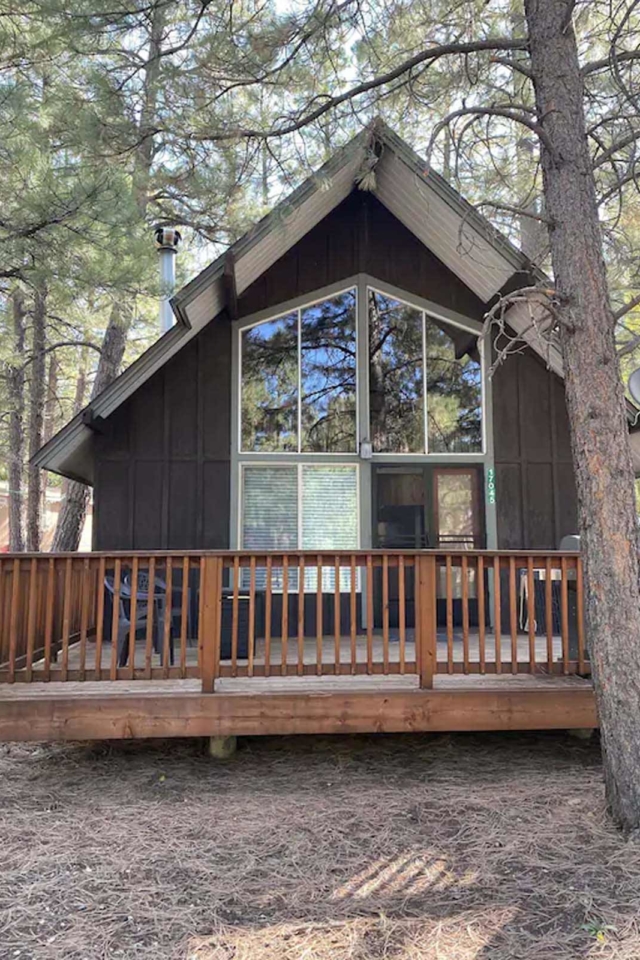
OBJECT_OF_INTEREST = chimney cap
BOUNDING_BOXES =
[154,225,181,250]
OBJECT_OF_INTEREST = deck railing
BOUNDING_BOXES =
[0,550,588,688]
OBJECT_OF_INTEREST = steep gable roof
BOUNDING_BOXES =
[34,119,556,484]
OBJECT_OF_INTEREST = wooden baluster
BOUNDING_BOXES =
[265,556,273,677]
[350,555,357,675]
[44,557,56,681]
[79,558,91,681]
[201,555,223,693]
[477,556,485,673]
[162,558,173,679]
[248,556,256,677]
[297,554,305,676]
[366,554,374,673]
[281,556,289,675]
[0,560,4,669]
[127,557,138,679]
[577,556,586,673]
[179,556,189,679]
[316,555,323,676]
[462,555,469,675]
[509,557,518,675]
[231,556,240,678]
[197,557,205,679]
[382,554,390,674]
[446,555,454,673]
[144,557,156,679]
[334,555,340,675]
[545,556,554,671]
[25,558,38,682]
[398,555,406,674]
[8,558,20,683]
[527,557,535,673]
[561,556,569,674]
[61,557,73,681]
[109,558,122,680]
[493,556,501,673]
[416,555,436,688]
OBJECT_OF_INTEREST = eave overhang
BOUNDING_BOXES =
[34,119,566,484]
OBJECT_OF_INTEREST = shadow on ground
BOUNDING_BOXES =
[1,730,638,959]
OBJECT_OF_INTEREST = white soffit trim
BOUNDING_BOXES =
[373,149,515,302]
[185,150,363,327]
[503,299,563,376]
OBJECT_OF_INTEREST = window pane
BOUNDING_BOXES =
[242,466,298,590]
[369,291,424,453]
[242,466,298,550]
[241,312,298,451]
[301,290,357,452]
[302,466,358,591]
[426,320,482,453]
[436,470,478,598]
[436,471,476,549]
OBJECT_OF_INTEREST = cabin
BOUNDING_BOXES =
[0,121,596,743]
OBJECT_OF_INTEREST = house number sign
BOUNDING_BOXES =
[486,467,496,505]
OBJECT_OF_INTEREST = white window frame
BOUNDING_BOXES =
[230,273,494,554]
[238,284,360,456]
[238,462,361,591]
[366,284,486,458]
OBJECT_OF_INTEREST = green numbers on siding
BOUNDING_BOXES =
[486,467,496,505]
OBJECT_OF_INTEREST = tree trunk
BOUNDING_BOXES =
[7,288,26,552]
[525,0,640,828]
[52,5,164,552]
[52,305,127,551]
[41,351,59,524]
[26,284,47,552]
[43,351,59,447]
[133,0,167,214]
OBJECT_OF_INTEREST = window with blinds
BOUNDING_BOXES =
[241,465,359,591]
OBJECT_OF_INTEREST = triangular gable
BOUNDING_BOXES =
[34,119,558,483]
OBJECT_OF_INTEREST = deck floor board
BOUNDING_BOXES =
[53,631,569,673]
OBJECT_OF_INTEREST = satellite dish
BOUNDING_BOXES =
[629,368,640,407]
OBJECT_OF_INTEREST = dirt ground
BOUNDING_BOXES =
[1,731,640,960]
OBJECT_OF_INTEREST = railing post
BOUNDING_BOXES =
[416,554,437,689]
[201,555,223,693]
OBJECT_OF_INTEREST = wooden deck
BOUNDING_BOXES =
[0,548,594,741]
[59,631,568,671]
[0,672,597,741]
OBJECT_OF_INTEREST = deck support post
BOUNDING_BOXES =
[568,727,595,741]
[201,556,223,693]
[207,735,237,758]
[417,555,437,689]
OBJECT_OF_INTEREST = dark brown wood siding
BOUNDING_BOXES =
[93,316,232,550]
[238,191,487,321]
[492,349,577,549]
[92,188,576,551]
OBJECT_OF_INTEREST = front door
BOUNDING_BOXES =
[372,466,485,627]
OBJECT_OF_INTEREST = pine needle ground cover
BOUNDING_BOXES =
[1,733,639,959]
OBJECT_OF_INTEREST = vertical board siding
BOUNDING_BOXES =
[91,189,576,557]
[493,349,577,550]
[94,318,232,551]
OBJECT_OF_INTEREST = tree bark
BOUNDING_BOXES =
[525,0,640,828]
[133,0,167,215]
[26,284,47,552]
[7,288,26,552]
[52,3,165,552]
[52,305,127,551]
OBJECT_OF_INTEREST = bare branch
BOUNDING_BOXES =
[613,292,640,322]
[186,37,529,142]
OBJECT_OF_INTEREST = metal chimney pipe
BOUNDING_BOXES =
[154,226,181,334]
